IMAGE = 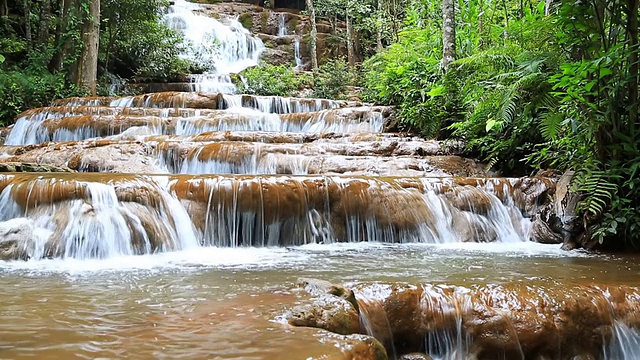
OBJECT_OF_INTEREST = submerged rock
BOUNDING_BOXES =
[320,332,388,360]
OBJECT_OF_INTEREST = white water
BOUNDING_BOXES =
[277,13,288,36]
[164,0,264,93]
[294,37,303,69]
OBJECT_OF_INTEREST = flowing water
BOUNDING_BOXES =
[2,243,640,359]
[164,0,264,93]
[2,2,640,360]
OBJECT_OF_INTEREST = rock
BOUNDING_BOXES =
[286,294,360,335]
[298,277,359,311]
[531,213,563,244]
[0,162,75,173]
[320,332,388,360]
[0,218,51,261]
[260,47,295,66]
[398,353,432,360]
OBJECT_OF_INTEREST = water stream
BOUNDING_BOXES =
[1,243,640,359]
[2,1,640,359]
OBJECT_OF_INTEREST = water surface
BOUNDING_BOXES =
[1,242,638,359]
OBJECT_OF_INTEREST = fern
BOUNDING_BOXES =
[574,170,618,217]
[538,111,564,140]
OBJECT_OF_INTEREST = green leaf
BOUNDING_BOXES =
[599,67,612,78]
[426,85,445,97]
[486,119,497,132]
[0,54,4,63]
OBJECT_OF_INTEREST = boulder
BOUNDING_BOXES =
[286,294,360,335]
[0,218,51,261]
[287,278,361,335]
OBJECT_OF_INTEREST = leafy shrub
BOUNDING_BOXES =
[0,69,84,125]
[238,63,310,97]
[311,58,357,100]
[362,29,447,137]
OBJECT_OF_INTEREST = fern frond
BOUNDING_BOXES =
[538,111,564,140]
[500,98,519,125]
[575,170,618,217]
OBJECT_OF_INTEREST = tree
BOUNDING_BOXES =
[442,0,455,71]
[72,0,100,95]
[305,0,318,70]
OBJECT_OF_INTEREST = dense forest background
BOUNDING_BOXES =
[0,0,639,248]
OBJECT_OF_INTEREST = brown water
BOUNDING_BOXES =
[1,243,639,359]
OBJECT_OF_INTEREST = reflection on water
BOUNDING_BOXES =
[1,243,639,359]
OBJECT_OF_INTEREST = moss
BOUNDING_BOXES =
[260,11,270,31]
[239,13,253,30]
[290,16,299,32]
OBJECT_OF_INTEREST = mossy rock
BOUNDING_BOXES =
[239,13,253,30]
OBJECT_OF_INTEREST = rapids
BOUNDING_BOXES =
[1,1,639,359]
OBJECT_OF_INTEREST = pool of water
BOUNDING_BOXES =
[1,242,638,359]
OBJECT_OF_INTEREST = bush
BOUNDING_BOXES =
[238,63,310,97]
[312,58,357,100]
[362,29,447,137]
[0,70,84,125]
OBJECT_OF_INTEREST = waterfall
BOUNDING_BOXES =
[277,13,288,36]
[164,0,264,93]
[294,38,303,69]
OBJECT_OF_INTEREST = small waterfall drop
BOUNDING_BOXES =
[164,0,264,93]
[277,13,288,36]
[294,38,303,69]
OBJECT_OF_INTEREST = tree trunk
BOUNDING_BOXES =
[23,0,32,51]
[74,0,100,95]
[49,0,73,72]
[545,0,552,15]
[305,0,318,71]
[376,0,383,51]
[628,0,639,137]
[37,0,52,48]
[346,11,355,66]
[442,0,456,72]
[0,0,8,17]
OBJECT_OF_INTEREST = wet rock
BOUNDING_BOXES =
[286,294,360,335]
[0,162,75,173]
[320,332,388,360]
[398,353,432,360]
[443,186,494,215]
[349,282,640,359]
[0,218,51,261]
[298,277,359,311]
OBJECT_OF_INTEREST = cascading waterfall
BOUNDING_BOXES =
[164,0,264,93]
[277,13,288,36]
[2,3,640,359]
[294,38,303,69]
[0,174,542,260]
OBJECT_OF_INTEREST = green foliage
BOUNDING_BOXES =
[101,0,190,78]
[239,64,310,97]
[0,69,83,125]
[312,58,356,100]
[447,50,558,172]
[362,33,445,136]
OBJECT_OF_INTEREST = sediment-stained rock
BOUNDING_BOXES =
[287,281,640,359]
[0,218,51,261]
